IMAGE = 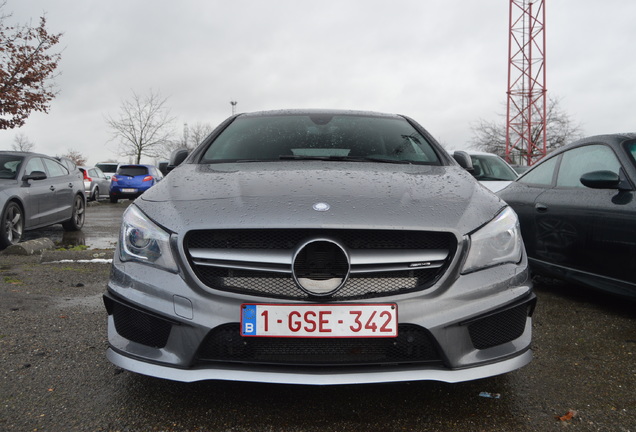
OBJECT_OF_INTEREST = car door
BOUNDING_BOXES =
[501,156,560,258]
[92,167,111,195]
[531,144,635,284]
[20,157,54,227]
[41,157,75,223]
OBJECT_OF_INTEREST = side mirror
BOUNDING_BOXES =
[580,170,621,189]
[22,170,47,181]
[167,149,189,173]
[452,151,474,172]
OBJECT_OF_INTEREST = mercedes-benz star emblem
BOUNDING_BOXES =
[313,202,330,212]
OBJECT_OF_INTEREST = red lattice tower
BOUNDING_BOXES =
[505,0,547,166]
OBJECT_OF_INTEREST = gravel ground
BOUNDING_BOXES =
[1,251,634,431]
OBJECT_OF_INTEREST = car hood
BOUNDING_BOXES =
[137,162,506,235]
[480,180,513,193]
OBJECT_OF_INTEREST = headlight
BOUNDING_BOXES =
[119,205,178,272]
[462,207,523,273]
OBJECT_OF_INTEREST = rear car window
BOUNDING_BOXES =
[518,156,558,186]
[202,114,441,164]
[118,166,149,177]
[96,163,119,174]
[43,158,69,177]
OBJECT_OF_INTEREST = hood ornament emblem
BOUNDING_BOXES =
[313,202,330,212]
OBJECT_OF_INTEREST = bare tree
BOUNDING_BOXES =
[0,3,63,129]
[187,122,213,148]
[470,97,583,164]
[61,149,86,166]
[162,121,213,160]
[11,132,34,151]
[106,89,175,163]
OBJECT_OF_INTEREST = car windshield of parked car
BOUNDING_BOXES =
[471,154,518,181]
[626,140,636,166]
[201,114,441,164]
[118,166,149,177]
[556,145,621,188]
[0,155,23,179]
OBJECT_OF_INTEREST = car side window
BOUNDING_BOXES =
[24,157,47,176]
[518,156,558,186]
[43,158,69,177]
[556,145,621,188]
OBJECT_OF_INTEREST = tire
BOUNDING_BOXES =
[92,187,100,202]
[110,196,118,204]
[62,194,85,231]
[1,201,24,248]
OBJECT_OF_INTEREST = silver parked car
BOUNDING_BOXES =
[453,150,519,193]
[0,151,86,249]
[78,165,111,201]
[104,110,535,385]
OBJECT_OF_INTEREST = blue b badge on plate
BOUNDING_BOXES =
[242,304,257,335]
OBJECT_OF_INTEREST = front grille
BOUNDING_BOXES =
[467,302,532,350]
[196,324,442,366]
[185,229,456,300]
[110,300,172,348]
[187,229,452,250]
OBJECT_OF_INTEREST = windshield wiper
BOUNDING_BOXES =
[477,176,511,181]
[278,155,413,164]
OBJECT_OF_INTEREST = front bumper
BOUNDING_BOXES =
[106,346,532,385]
[104,253,536,384]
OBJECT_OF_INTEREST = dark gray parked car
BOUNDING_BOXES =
[498,133,636,299]
[0,151,86,249]
[104,110,535,385]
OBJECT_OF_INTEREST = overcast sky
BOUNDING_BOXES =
[2,0,634,165]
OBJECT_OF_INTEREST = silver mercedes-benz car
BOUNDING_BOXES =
[104,110,535,385]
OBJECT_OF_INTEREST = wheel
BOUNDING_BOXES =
[110,196,118,204]
[1,201,23,248]
[92,187,100,202]
[62,194,85,231]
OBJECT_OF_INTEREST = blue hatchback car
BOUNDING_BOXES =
[109,164,163,203]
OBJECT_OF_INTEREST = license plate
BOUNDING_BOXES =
[241,303,397,337]
[121,188,137,193]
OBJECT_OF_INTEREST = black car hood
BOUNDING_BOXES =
[137,161,505,235]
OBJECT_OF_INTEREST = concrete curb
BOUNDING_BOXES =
[1,238,55,256]
[40,249,114,262]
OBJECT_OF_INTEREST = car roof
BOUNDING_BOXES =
[450,150,504,157]
[237,109,403,119]
[567,133,636,147]
[0,151,52,158]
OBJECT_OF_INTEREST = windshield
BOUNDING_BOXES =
[0,155,24,180]
[626,140,636,167]
[470,154,518,181]
[201,114,441,164]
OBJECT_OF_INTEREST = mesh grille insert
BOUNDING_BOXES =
[112,301,172,348]
[196,323,442,366]
[468,303,529,350]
